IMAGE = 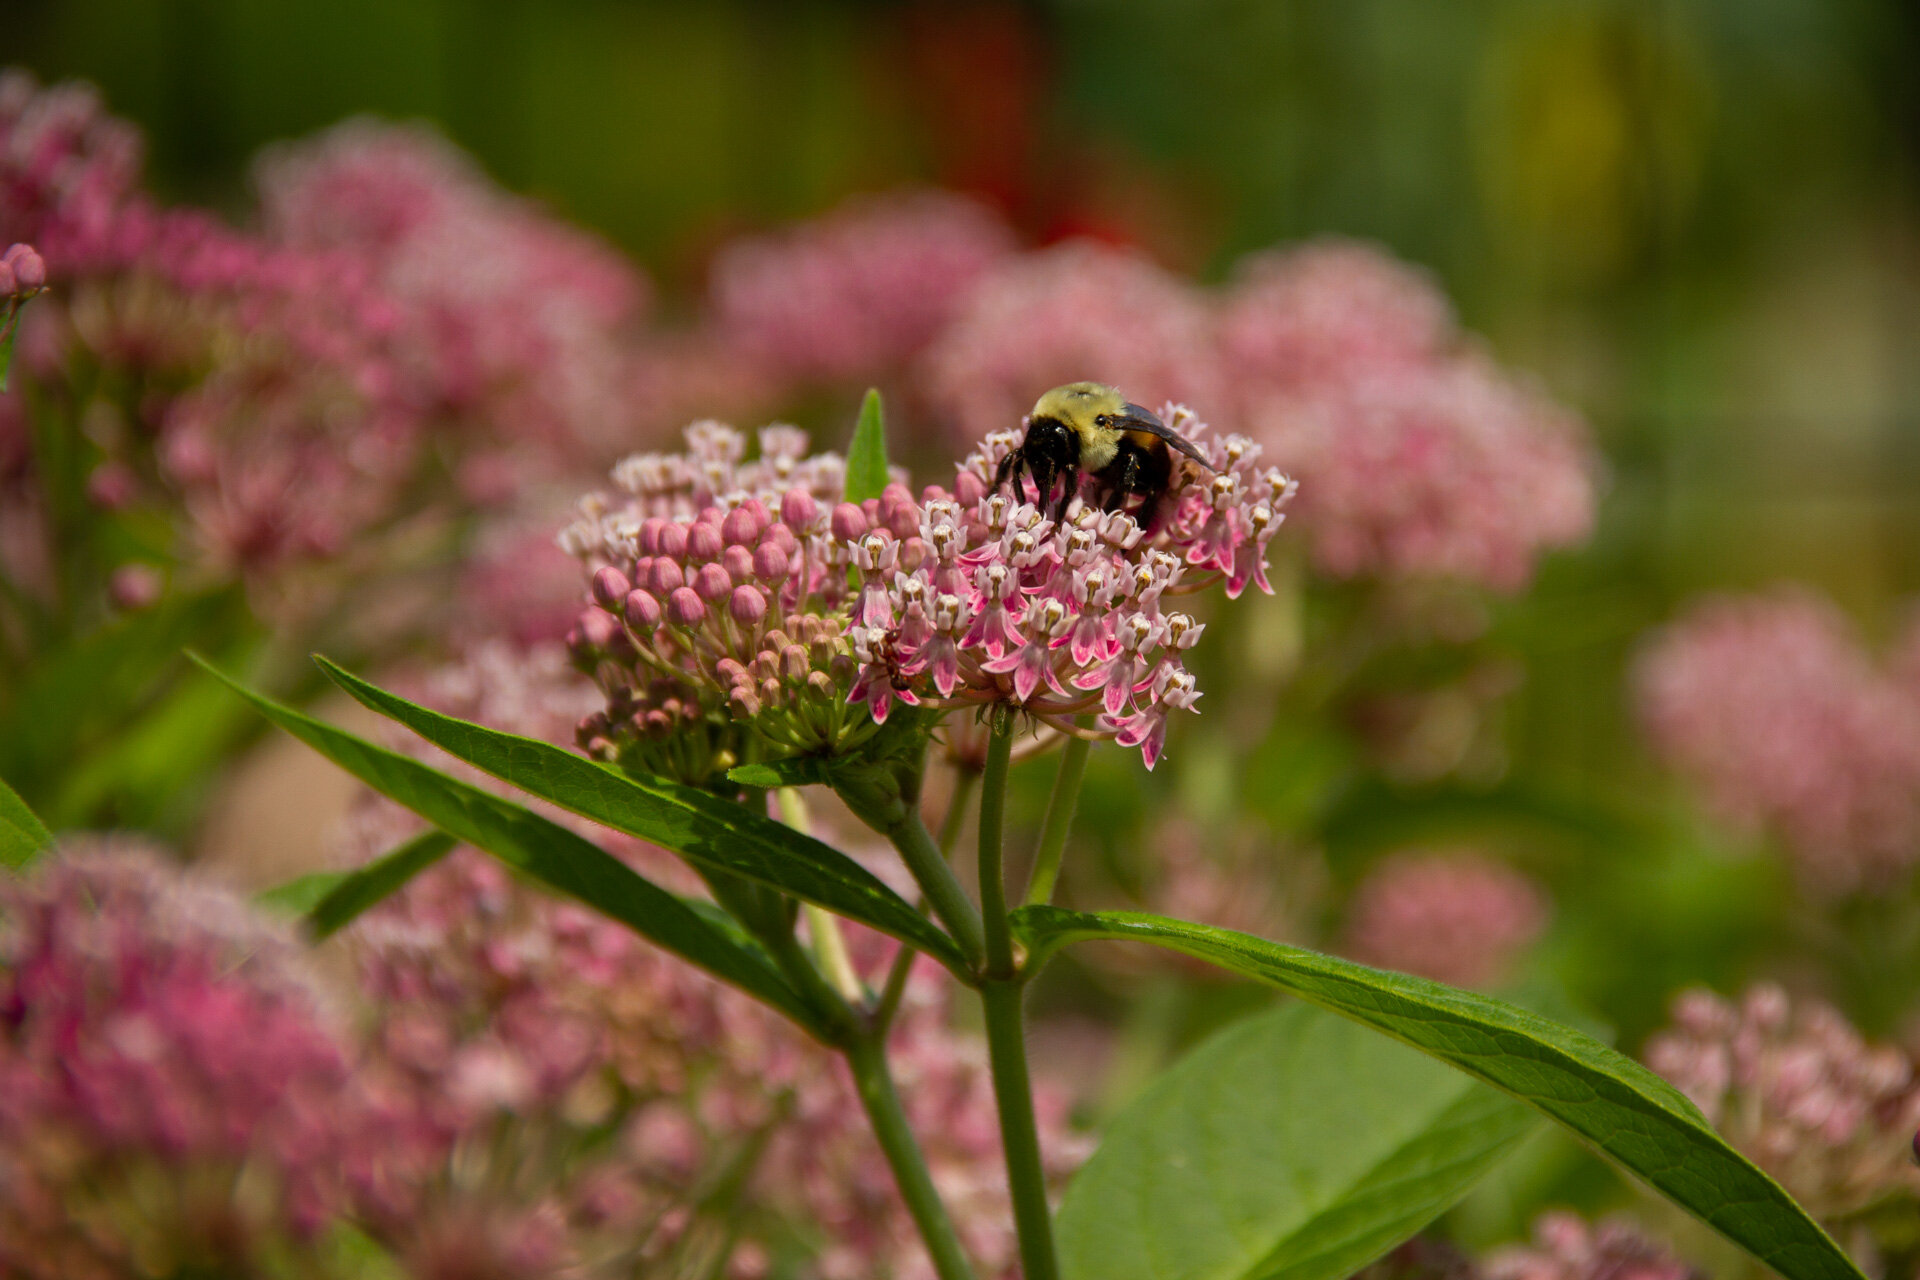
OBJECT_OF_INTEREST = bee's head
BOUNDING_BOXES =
[1030,382,1163,439]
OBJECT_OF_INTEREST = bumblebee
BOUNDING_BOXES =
[994,382,1212,522]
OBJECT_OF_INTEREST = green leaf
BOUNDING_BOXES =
[728,758,831,789]
[843,387,890,503]
[1058,1002,1540,1280]
[1014,907,1868,1280]
[255,871,348,917]
[303,828,457,940]
[193,656,825,1033]
[0,585,248,797]
[0,773,55,869]
[314,655,969,977]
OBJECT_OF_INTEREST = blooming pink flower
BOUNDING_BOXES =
[1221,239,1596,590]
[333,642,1087,1279]
[0,841,374,1277]
[256,118,650,465]
[1341,850,1549,988]
[1635,588,1920,894]
[1643,985,1920,1226]
[1219,239,1456,390]
[916,241,1223,451]
[1485,1213,1697,1280]
[840,405,1295,766]
[712,188,1016,385]
[0,70,145,275]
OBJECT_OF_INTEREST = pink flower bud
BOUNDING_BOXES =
[881,484,919,538]
[623,589,661,629]
[4,244,45,291]
[723,500,769,546]
[752,542,791,584]
[577,607,619,649]
[591,566,632,610]
[715,658,748,685]
[647,559,684,594]
[954,471,987,506]
[657,522,689,561]
[831,503,868,541]
[760,522,798,558]
[638,517,668,555]
[722,544,755,581]
[109,564,162,610]
[86,461,137,509]
[667,587,707,627]
[0,263,15,297]
[694,562,733,602]
[781,488,818,530]
[687,521,724,564]
[729,585,768,626]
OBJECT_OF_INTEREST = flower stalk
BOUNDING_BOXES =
[1024,722,1093,906]
[977,705,1061,1280]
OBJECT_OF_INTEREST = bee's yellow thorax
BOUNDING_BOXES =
[1079,430,1121,472]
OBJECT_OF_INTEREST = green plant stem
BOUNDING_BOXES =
[1022,725,1091,906]
[981,980,1058,1280]
[777,787,865,1002]
[938,766,979,857]
[845,1032,979,1280]
[977,707,1016,977]
[975,706,1059,1280]
[874,767,979,1031]
[888,813,986,972]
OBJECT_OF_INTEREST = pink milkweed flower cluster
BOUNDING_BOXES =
[1643,984,1920,1228]
[0,842,374,1279]
[918,241,1224,449]
[1634,588,1920,894]
[1341,849,1550,988]
[843,404,1295,767]
[334,642,1086,1280]
[255,118,650,470]
[1484,1213,1699,1280]
[559,420,899,778]
[1221,240,1597,590]
[0,70,651,583]
[712,188,1015,386]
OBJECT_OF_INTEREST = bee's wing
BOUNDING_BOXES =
[1119,402,1215,471]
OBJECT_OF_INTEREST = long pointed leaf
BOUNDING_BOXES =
[1058,1002,1540,1280]
[844,387,889,503]
[0,773,55,869]
[194,657,824,1032]
[314,655,968,976]
[307,829,457,939]
[1014,906,1867,1280]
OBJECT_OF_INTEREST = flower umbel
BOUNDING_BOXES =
[843,404,1295,768]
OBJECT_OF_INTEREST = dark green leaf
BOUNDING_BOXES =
[315,656,968,976]
[0,773,55,869]
[1015,907,1867,1280]
[843,387,890,503]
[194,656,825,1033]
[1058,1002,1540,1280]
[305,828,457,939]
[0,314,16,392]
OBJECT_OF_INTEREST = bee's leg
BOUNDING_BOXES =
[994,448,1024,499]
[1053,477,1077,523]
